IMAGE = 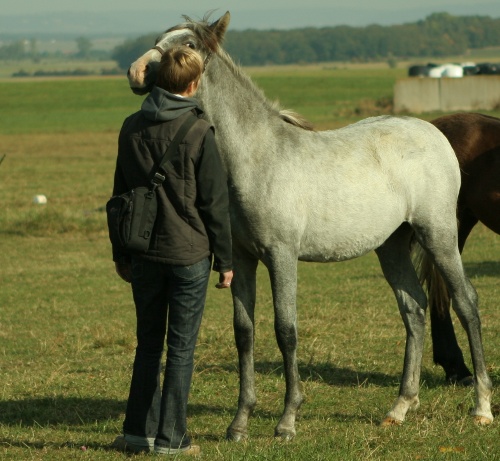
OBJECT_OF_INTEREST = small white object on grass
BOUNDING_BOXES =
[33,194,47,205]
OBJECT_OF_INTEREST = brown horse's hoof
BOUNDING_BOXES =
[457,376,474,387]
[473,415,493,426]
[446,374,474,387]
[380,416,403,427]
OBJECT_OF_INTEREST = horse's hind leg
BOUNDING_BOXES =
[418,224,493,424]
[376,225,428,425]
[226,254,259,441]
[430,210,477,384]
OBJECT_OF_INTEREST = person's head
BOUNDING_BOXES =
[156,46,203,96]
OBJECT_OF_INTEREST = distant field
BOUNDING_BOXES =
[0,67,405,134]
[2,65,500,136]
[0,67,499,460]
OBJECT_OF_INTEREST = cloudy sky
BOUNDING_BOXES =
[4,0,499,15]
[3,0,500,34]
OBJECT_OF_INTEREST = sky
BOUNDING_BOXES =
[2,0,500,35]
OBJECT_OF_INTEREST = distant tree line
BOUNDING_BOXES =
[2,12,499,67]
[0,36,108,61]
[112,13,500,68]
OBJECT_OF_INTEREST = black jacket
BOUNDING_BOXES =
[111,86,232,273]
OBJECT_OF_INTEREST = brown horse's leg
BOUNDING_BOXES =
[430,307,472,383]
[430,209,477,384]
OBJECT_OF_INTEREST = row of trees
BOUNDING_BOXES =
[113,13,500,68]
[228,14,500,64]
[2,13,500,67]
[0,36,101,61]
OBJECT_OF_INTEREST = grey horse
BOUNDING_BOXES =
[126,12,493,440]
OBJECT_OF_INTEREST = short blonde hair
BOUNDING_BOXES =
[156,46,203,94]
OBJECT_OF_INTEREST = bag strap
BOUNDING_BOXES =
[150,114,199,190]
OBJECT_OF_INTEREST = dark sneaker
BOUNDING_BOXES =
[111,435,151,454]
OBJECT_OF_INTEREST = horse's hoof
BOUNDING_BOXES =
[274,428,295,441]
[446,373,474,387]
[457,376,474,387]
[380,416,403,427]
[473,415,493,426]
[226,429,248,442]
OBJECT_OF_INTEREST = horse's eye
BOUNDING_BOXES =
[186,42,196,49]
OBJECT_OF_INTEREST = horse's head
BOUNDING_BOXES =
[127,11,230,95]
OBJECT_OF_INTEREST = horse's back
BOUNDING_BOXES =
[245,116,461,262]
[318,115,460,197]
[232,116,460,255]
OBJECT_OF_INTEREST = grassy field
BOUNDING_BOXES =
[0,68,499,460]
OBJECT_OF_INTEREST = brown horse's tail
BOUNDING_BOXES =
[412,242,451,318]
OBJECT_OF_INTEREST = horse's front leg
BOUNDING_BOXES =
[267,249,303,439]
[226,255,258,441]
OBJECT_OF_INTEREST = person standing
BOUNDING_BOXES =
[110,46,233,456]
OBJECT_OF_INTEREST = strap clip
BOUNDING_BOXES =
[151,172,166,189]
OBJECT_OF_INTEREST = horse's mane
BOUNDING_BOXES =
[216,47,315,131]
[176,14,314,132]
[278,109,315,131]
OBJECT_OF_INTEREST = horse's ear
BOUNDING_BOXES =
[210,11,230,42]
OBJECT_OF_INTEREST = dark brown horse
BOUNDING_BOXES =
[417,112,500,384]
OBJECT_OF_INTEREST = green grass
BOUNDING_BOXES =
[0,78,143,135]
[1,67,392,135]
[1,65,500,136]
[0,70,499,460]
[250,66,406,128]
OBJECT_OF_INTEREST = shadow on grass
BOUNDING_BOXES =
[198,360,445,388]
[0,397,125,426]
[297,362,399,387]
[204,359,474,394]
[464,260,500,277]
[0,438,115,452]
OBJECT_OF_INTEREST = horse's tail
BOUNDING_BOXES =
[279,109,315,131]
[412,241,451,318]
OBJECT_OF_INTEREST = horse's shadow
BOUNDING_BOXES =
[0,364,398,429]
[0,363,434,428]
[1,359,495,428]
[198,361,447,389]
[465,260,500,278]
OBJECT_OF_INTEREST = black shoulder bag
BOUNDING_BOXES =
[106,115,198,253]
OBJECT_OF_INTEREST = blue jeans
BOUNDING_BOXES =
[123,256,211,450]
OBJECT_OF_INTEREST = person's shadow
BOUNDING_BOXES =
[0,397,126,451]
[0,396,125,427]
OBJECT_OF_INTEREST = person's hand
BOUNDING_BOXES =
[115,262,132,283]
[216,270,233,289]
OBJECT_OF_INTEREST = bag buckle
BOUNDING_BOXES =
[151,172,166,189]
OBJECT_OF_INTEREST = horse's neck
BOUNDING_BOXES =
[198,52,275,166]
